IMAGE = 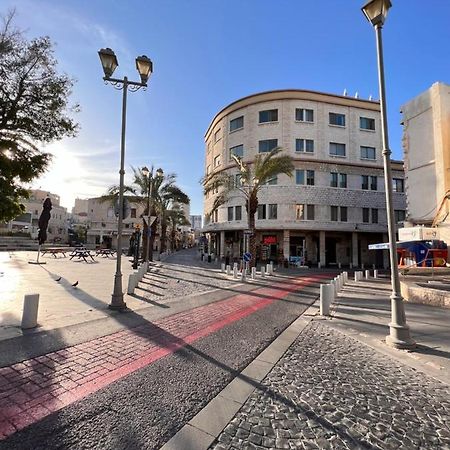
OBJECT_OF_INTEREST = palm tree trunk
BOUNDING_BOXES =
[161,222,167,253]
[171,228,176,251]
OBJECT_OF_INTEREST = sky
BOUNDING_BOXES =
[3,0,450,215]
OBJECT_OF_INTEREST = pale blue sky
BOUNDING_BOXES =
[4,0,450,214]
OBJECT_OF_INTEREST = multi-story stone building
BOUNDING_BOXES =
[203,89,406,267]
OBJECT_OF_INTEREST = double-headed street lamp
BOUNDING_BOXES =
[361,0,415,349]
[141,166,163,263]
[98,48,153,311]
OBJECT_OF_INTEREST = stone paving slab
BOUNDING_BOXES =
[209,320,450,450]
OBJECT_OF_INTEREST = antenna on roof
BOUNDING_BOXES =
[354,92,359,99]
[343,88,347,96]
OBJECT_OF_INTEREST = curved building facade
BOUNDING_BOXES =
[203,89,406,267]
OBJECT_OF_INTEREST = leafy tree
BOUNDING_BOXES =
[167,205,190,251]
[202,147,294,266]
[0,11,79,222]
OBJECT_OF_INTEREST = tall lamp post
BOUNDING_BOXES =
[361,0,415,349]
[98,48,153,311]
[141,166,163,263]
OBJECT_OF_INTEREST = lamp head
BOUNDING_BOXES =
[98,48,118,78]
[135,55,153,84]
[141,166,150,177]
[156,168,164,178]
[361,0,392,26]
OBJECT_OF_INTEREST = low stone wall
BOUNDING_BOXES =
[400,280,450,308]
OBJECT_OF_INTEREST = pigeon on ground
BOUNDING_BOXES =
[72,281,79,287]
[55,277,61,282]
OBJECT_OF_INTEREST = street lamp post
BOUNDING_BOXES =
[361,0,415,349]
[98,48,153,311]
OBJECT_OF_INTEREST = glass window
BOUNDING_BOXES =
[214,155,221,167]
[362,175,369,190]
[363,208,370,223]
[257,204,266,219]
[259,109,278,123]
[230,144,244,159]
[295,108,314,122]
[329,112,346,126]
[306,170,315,186]
[268,204,277,219]
[295,139,314,153]
[329,142,346,157]
[371,208,378,223]
[214,128,221,142]
[360,117,375,130]
[393,178,404,192]
[361,146,376,160]
[230,116,244,132]
[296,170,305,185]
[227,207,233,221]
[340,207,348,222]
[235,174,242,187]
[258,139,278,153]
[307,204,315,220]
[235,206,242,221]
[330,172,338,188]
[131,208,136,218]
[206,165,211,175]
[395,209,406,223]
[295,204,304,220]
[331,206,338,221]
[265,175,278,185]
[339,173,347,188]
[370,176,377,191]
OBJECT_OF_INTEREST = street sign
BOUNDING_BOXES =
[143,215,157,226]
[243,252,252,262]
[368,243,390,250]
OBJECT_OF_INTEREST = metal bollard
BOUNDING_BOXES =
[365,270,370,279]
[320,284,331,316]
[251,267,256,279]
[21,294,40,329]
[261,266,266,277]
[221,263,225,272]
[374,269,378,278]
[226,265,231,276]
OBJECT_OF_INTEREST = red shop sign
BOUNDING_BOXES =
[263,235,277,245]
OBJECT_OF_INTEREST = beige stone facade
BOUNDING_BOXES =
[203,89,406,267]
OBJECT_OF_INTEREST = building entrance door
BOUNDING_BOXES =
[325,238,337,265]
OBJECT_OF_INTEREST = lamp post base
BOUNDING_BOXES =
[386,324,416,350]
[109,273,127,311]
[108,300,127,311]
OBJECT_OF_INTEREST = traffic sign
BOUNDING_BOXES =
[243,252,252,262]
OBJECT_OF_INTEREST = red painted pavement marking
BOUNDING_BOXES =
[0,274,332,439]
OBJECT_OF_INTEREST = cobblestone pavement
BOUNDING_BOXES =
[210,321,450,450]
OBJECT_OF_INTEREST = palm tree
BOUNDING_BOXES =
[202,147,294,267]
[166,206,191,251]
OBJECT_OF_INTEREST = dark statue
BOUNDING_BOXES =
[38,197,52,245]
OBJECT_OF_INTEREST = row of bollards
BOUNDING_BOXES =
[221,261,274,280]
[127,261,149,295]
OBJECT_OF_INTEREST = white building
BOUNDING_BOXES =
[203,89,406,267]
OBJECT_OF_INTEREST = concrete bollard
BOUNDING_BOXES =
[374,269,378,278]
[221,263,225,273]
[361,263,365,270]
[320,284,331,316]
[233,266,238,278]
[21,294,40,329]
[354,272,358,282]
[251,267,256,279]
[365,270,370,279]
[261,266,266,277]
[318,262,321,269]
[330,280,337,300]
[240,269,246,281]
[226,265,231,276]
[338,262,341,269]
[343,271,348,283]
[127,273,137,294]
[269,262,274,275]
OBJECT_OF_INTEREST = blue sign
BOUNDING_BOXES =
[243,252,252,262]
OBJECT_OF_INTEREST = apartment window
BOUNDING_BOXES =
[339,173,347,188]
[295,138,314,153]
[207,142,212,154]
[131,208,136,218]
[361,146,376,160]
[206,165,211,175]
[329,142,346,157]
[340,207,348,222]
[331,206,339,221]
[395,209,406,223]
[227,207,233,221]
[235,173,242,187]
[258,139,278,153]
[214,155,221,167]
[296,170,305,185]
[295,204,304,220]
[329,112,346,126]
[235,206,242,221]
[307,204,315,220]
[393,178,404,192]
[268,204,277,219]
[331,173,346,188]
[330,172,338,188]
[214,129,221,142]
[306,170,315,186]
[295,108,314,122]
[265,175,278,185]
[370,176,377,191]
[259,109,278,123]
[230,144,244,159]
[360,117,375,130]
[371,208,378,224]
[213,210,218,223]
[363,208,370,223]
[258,204,266,219]
[230,116,244,132]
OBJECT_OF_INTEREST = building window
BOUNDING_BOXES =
[268,204,277,219]
[307,204,315,220]
[393,178,404,192]
[295,204,304,220]
[360,117,375,130]
[259,109,278,123]
[329,142,346,157]
[296,170,305,185]
[131,208,136,218]
[370,176,377,191]
[395,209,406,223]
[362,175,369,190]
[235,206,242,221]
[207,142,212,154]
[259,139,278,153]
[331,206,339,222]
[227,207,233,221]
[206,165,211,175]
[306,170,315,186]
[363,208,370,223]
[214,129,221,142]
[331,173,347,188]
[361,146,376,160]
[330,172,338,188]
[235,173,242,187]
[371,208,378,224]
[340,207,348,222]
[265,175,278,185]
[230,116,244,132]
[329,112,346,126]
[339,173,347,188]
[230,144,244,159]
[258,204,266,219]
[295,138,314,153]
[213,210,218,223]
[295,108,314,122]
[214,155,221,167]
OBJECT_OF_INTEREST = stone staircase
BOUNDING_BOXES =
[0,235,39,251]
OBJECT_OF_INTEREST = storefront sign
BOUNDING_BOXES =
[263,235,277,244]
